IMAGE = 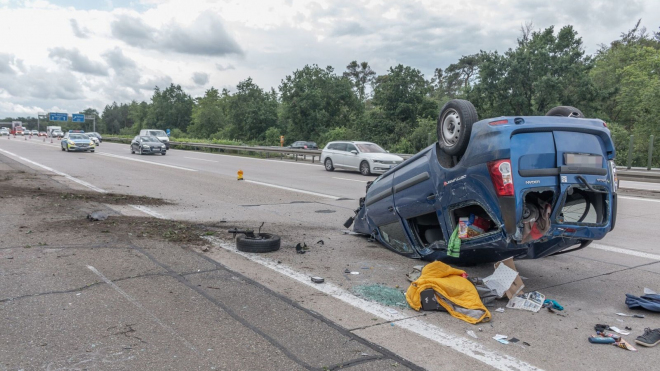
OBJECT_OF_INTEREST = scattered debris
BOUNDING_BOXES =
[344,269,350,274]
[467,330,478,339]
[625,290,660,312]
[295,242,308,254]
[350,272,359,275]
[542,299,563,311]
[614,338,637,351]
[644,288,658,295]
[353,284,407,308]
[523,342,531,347]
[386,308,399,315]
[635,328,660,348]
[507,291,545,312]
[483,257,524,299]
[468,277,498,307]
[495,308,505,313]
[200,246,209,252]
[589,336,615,344]
[315,210,336,213]
[609,326,630,335]
[493,334,509,345]
[616,312,645,318]
[311,276,324,284]
[405,261,490,324]
[316,240,324,245]
[625,326,633,331]
[406,265,424,282]
[87,211,108,221]
[509,338,520,343]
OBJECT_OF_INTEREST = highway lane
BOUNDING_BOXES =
[3,136,660,371]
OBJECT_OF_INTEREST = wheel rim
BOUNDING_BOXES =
[361,162,369,174]
[325,159,332,170]
[441,109,461,147]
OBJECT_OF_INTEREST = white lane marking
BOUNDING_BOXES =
[0,148,107,193]
[0,147,170,220]
[97,152,197,172]
[591,243,660,261]
[87,265,197,352]
[130,205,168,219]
[619,196,660,204]
[209,238,540,371]
[332,177,368,183]
[184,156,218,163]
[243,180,342,200]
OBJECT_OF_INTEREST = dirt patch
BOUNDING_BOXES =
[45,216,212,246]
[0,184,171,206]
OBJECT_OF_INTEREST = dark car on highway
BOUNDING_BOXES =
[289,141,318,150]
[348,100,618,264]
[87,132,103,143]
[131,135,167,155]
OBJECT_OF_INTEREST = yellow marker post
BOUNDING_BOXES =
[237,170,244,181]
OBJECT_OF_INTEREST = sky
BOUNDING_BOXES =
[0,0,659,118]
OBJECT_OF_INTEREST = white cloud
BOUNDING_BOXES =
[0,0,659,117]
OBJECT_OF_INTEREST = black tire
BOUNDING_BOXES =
[90,150,95,153]
[437,99,478,156]
[360,161,371,176]
[162,152,166,155]
[139,147,143,155]
[236,233,281,253]
[66,146,69,152]
[545,106,585,118]
[324,158,334,171]
[131,147,135,154]
[61,146,65,151]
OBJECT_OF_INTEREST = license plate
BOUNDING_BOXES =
[564,153,602,167]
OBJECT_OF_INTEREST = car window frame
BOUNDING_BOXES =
[346,144,358,153]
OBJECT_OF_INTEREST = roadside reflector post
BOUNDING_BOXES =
[627,135,634,169]
[647,135,654,171]
[237,170,244,181]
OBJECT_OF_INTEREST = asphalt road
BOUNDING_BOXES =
[2,136,660,371]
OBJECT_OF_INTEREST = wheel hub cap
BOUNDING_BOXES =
[442,110,461,147]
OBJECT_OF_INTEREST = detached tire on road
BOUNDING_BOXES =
[236,233,281,253]
[437,99,478,156]
[545,106,585,118]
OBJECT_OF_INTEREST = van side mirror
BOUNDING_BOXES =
[350,150,358,155]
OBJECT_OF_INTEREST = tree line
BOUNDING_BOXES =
[5,21,659,165]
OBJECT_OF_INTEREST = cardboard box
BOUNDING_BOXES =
[495,257,525,299]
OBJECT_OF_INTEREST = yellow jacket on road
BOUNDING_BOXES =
[406,261,491,324]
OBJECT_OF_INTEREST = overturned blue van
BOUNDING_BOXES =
[349,100,618,263]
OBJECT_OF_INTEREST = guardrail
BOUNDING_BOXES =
[103,137,413,164]
[104,137,325,163]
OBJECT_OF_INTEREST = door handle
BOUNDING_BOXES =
[427,194,436,200]
[387,206,394,212]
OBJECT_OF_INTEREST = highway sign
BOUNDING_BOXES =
[166,129,171,136]
[72,114,85,123]
[49,113,68,122]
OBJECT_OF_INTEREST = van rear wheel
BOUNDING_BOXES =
[437,99,478,156]
[545,106,585,118]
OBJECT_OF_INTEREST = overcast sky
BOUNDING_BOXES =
[0,0,658,118]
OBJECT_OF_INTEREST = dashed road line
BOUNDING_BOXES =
[97,152,197,172]
[332,177,369,183]
[184,156,218,163]
[590,243,660,261]
[244,180,342,200]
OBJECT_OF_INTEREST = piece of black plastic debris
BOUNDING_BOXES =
[509,338,520,343]
[343,217,354,228]
[316,240,324,245]
[311,276,324,283]
[344,269,351,274]
[87,211,108,221]
[625,326,632,331]
[295,243,307,254]
[523,342,531,346]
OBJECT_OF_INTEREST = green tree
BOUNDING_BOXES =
[227,78,279,141]
[343,61,376,101]
[188,87,228,138]
[146,84,193,131]
[279,65,361,142]
[468,25,595,117]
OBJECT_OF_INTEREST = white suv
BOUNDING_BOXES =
[321,141,404,176]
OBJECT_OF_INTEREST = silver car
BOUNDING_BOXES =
[321,141,403,175]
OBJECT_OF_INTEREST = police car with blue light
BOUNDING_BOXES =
[61,130,95,153]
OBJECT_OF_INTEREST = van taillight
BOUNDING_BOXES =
[488,159,514,197]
